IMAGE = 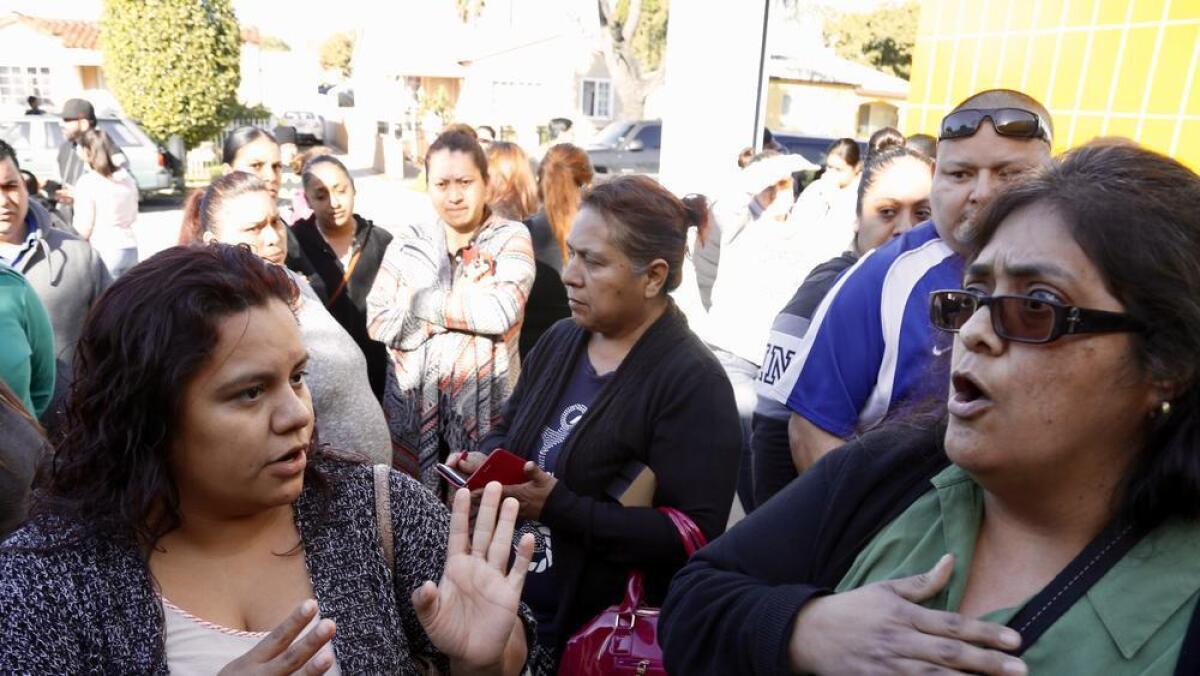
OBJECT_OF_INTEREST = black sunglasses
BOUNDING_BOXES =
[939,107,1052,143]
[929,290,1143,344]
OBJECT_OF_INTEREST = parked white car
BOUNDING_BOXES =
[0,113,181,198]
[280,111,325,144]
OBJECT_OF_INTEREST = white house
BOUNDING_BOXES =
[0,12,286,115]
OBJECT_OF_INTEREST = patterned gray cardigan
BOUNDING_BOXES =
[0,457,532,673]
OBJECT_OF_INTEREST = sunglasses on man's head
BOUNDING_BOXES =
[939,108,1052,144]
[929,290,1142,344]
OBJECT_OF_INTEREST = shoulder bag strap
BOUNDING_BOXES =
[657,507,707,557]
[325,246,364,309]
[373,463,395,584]
[1006,519,1150,656]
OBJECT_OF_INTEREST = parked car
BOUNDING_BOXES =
[0,113,181,199]
[281,111,325,144]
[585,119,661,177]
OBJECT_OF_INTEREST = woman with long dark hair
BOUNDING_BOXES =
[0,243,536,672]
[72,128,139,277]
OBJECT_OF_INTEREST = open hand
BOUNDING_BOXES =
[218,599,336,675]
[413,483,535,674]
[788,554,1027,675]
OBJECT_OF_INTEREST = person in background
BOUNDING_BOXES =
[367,130,535,489]
[0,379,50,539]
[525,144,592,275]
[71,129,139,278]
[24,96,43,116]
[698,150,820,512]
[786,138,863,266]
[866,126,905,157]
[451,175,741,667]
[187,171,391,466]
[662,140,1200,676]
[907,132,938,158]
[0,243,537,672]
[0,140,110,386]
[288,145,333,223]
[486,142,539,223]
[53,99,125,225]
[752,137,934,507]
[486,142,567,359]
[0,262,54,419]
[762,89,1054,474]
[477,125,497,149]
[289,155,394,402]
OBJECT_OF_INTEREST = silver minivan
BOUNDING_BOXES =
[0,114,181,198]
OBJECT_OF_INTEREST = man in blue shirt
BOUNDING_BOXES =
[759,89,1054,472]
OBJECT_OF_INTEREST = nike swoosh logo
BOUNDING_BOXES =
[932,344,952,357]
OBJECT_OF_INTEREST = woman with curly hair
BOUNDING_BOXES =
[0,243,536,673]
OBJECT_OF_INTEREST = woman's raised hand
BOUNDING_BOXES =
[788,554,1028,675]
[218,600,336,675]
[413,482,535,674]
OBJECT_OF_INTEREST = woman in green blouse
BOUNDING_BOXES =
[661,140,1200,675]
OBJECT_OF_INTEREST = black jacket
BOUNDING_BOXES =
[287,214,393,399]
[481,303,742,650]
[660,422,1200,675]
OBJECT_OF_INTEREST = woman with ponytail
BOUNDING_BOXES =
[525,144,592,274]
[448,175,742,669]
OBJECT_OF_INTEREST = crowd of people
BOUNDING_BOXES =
[1,84,1199,674]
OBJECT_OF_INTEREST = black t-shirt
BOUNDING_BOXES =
[518,352,613,649]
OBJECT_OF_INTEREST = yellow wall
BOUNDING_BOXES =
[904,0,1200,167]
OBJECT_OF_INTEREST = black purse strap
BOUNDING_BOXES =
[1006,519,1150,656]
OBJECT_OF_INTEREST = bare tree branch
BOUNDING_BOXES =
[622,0,643,45]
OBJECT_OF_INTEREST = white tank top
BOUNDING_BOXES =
[161,597,343,675]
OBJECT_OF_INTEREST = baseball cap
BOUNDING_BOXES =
[61,98,96,122]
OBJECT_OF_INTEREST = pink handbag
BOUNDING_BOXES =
[557,508,707,676]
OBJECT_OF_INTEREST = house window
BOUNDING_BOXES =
[0,66,55,107]
[581,78,612,119]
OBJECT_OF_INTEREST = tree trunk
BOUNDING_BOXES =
[597,0,664,120]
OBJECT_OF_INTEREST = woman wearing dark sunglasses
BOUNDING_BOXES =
[660,140,1200,675]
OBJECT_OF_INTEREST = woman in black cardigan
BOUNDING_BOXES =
[451,175,742,666]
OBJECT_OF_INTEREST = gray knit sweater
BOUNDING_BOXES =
[0,457,528,673]
[291,272,392,465]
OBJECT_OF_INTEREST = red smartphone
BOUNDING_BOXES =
[436,449,528,490]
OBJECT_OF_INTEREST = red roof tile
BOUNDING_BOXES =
[0,13,265,50]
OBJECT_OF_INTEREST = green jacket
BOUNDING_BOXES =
[0,264,55,417]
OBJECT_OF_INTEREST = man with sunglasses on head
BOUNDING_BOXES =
[759,88,1054,476]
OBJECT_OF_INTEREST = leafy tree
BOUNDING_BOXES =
[597,0,670,120]
[319,32,355,78]
[455,0,486,22]
[101,0,241,149]
[823,2,919,80]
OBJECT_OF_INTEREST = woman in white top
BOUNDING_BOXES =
[72,129,139,278]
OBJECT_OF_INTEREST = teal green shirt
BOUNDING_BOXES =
[837,465,1200,674]
[0,265,55,417]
